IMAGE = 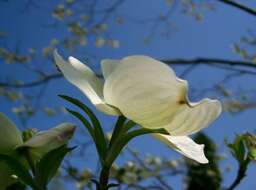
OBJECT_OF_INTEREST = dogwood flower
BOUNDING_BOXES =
[54,51,222,164]
[0,112,75,188]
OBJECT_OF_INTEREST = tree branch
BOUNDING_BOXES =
[1,58,256,88]
[0,73,61,88]
[163,57,256,68]
[217,0,256,17]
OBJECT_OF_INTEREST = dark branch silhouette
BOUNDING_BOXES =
[226,159,249,190]
[163,57,256,68]
[218,0,256,17]
[0,73,61,88]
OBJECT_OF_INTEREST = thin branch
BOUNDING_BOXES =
[217,0,256,17]
[0,73,61,88]
[208,64,256,75]
[180,64,199,78]
[94,0,126,25]
[163,58,256,68]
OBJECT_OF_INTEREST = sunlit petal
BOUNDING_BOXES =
[104,55,221,135]
[154,134,208,163]
[54,50,120,115]
[104,55,184,124]
[160,98,221,136]
[101,59,120,79]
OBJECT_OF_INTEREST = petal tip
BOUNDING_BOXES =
[53,49,60,59]
[154,134,209,164]
[68,56,79,64]
[197,144,209,164]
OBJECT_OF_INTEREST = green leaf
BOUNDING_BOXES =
[242,133,256,161]
[59,95,107,158]
[106,128,168,166]
[34,145,74,187]
[108,116,126,147]
[6,182,27,190]
[65,108,105,163]
[58,95,101,129]
[0,154,35,188]
[66,108,95,140]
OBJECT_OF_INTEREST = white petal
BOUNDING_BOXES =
[154,134,208,164]
[101,59,120,79]
[104,55,184,124]
[0,113,23,154]
[54,50,120,115]
[104,55,221,135]
[161,98,221,136]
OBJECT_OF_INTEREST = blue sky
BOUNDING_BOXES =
[1,0,256,189]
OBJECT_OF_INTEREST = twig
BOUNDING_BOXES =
[163,58,256,69]
[180,64,198,78]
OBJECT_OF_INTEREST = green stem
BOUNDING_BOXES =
[96,117,126,189]
[97,166,110,190]
[96,117,129,189]
[226,158,250,190]
[97,119,167,189]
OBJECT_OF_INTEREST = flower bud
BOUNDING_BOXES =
[20,123,76,160]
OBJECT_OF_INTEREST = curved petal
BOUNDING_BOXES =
[104,55,221,135]
[20,123,75,160]
[104,55,185,125]
[54,50,120,115]
[0,113,23,154]
[101,59,120,79]
[160,99,221,136]
[154,134,208,164]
